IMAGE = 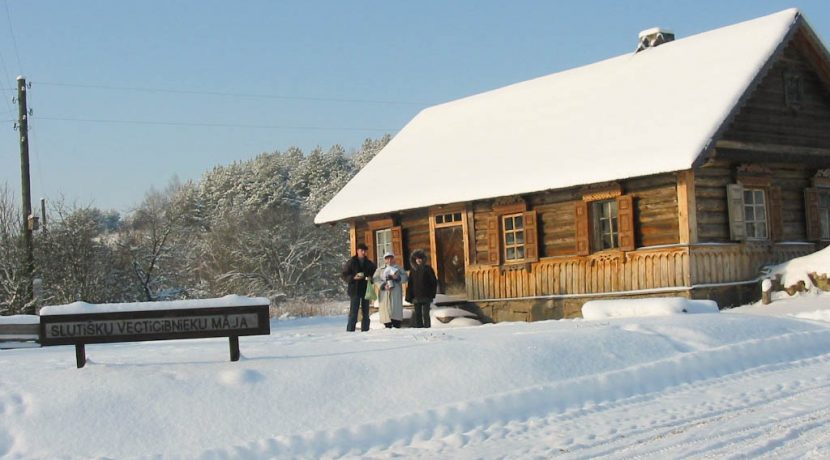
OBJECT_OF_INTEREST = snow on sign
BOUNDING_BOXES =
[39,297,271,368]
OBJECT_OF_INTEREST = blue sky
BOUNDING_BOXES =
[0,0,828,213]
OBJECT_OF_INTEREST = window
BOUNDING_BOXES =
[743,189,768,239]
[375,228,393,261]
[502,213,525,262]
[820,191,830,239]
[363,219,402,264]
[592,200,619,250]
[485,207,538,265]
[726,183,781,242]
[435,212,462,225]
[575,195,634,255]
[806,187,830,241]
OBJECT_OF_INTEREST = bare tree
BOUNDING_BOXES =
[117,180,191,301]
[0,184,25,314]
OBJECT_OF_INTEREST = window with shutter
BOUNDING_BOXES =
[574,201,590,256]
[821,192,830,239]
[617,195,635,251]
[375,228,393,262]
[591,199,619,250]
[523,210,539,262]
[726,184,747,241]
[743,188,769,240]
[364,230,376,262]
[806,188,830,240]
[391,226,404,265]
[486,215,500,265]
[768,186,783,241]
[580,196,635,253]
[805,188,821,241]
[502,213,525,262]
[485,204,538,266]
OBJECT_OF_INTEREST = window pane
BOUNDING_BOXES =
[505,218,513,230]
[820,193,830,207]
[601,219,610,233]
[756,206,765,221]
[611,217,618,234]
[506,247,515,260]
[754,190,765,203]
[516,247,525,259]
[506,233,514,244]
[454,212,462,222]
[436,215,443,224]
[745,207,754,221]
[516,232,524,244]
[515,216,524,229]
[745,223,754,237]
[744,190,754,204]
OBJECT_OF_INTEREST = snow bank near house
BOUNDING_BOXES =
[582,297,719,320]
[763,245,830,293]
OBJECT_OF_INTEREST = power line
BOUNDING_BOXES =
[35,115,397,132]
[2,0,22,72]
[35,81,428,106]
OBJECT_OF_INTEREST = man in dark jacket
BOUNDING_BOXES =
[342,243,377,332]
[406,249,438,328]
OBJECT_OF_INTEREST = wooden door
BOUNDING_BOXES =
[435,226,466,296]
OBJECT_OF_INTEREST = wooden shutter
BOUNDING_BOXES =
[487,215,500,265]
[805,188,821,241]
[616,195,635,251]
[574,201,590,255]
[768,186,783,241]
[523,210,539,262]
[364,230,376,263]
[726,184,746,241]
[391,226,403,264]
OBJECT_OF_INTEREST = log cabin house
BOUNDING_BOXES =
[316,9,830,322]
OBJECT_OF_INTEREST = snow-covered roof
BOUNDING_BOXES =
[315,9,803,224]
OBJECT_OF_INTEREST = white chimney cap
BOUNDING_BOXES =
[638,27,674,40]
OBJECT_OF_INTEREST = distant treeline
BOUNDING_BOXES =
[0,135,389,315]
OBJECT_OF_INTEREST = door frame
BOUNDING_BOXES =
[428,205,470,282]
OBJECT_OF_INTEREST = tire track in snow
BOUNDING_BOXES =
[386,355,830,459]
[180,328,830,459]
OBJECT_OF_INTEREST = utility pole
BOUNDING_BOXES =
[16,75,33,309]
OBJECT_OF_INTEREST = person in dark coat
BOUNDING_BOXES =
[406,249,438,328]
[342,243,377,332]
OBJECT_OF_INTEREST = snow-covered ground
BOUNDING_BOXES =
[2,248,830,459]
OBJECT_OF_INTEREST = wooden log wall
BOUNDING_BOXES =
[695,160,734,242]
[400,209,430,268]
[627,174,679,247]
[695,158,814,242]
[724,36,830,150]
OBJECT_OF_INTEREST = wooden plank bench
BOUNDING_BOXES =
[39,296,271,368]
[0,315,40,349]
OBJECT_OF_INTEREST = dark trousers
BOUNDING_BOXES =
[413,302,431,328]
[347,296,370,332]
